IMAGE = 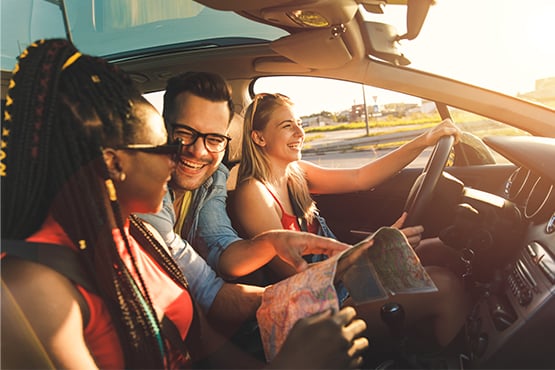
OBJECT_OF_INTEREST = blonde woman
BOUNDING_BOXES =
[231,93,468,348]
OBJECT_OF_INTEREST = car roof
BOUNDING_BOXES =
[2,0,411,91]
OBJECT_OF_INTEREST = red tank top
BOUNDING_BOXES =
[265,185,318,234]
[25,216,194,369]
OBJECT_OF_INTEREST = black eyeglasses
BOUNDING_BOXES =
[114,138,183,157]
[171,123,231,153]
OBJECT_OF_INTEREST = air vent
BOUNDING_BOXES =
[524,177,554,221]
[505,167,528,201]
[547,212,555,234]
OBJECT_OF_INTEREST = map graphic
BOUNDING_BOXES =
[256,227,437,362]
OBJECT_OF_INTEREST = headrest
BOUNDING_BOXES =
[226,112,244,164]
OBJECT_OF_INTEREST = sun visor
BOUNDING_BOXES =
[363,21,410,66]
[254,57,313,73]
[270,28,352,69]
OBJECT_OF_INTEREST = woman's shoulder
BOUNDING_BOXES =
[3,256,83,311]
[235,177,265,193]
[233,178,273,204]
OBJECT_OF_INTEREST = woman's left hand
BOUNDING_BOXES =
[392,212,423,248]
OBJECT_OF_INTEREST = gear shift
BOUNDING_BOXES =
[381,302,405,340]
[379,302,409,369]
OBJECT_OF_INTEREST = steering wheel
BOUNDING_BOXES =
[403,135,455,227]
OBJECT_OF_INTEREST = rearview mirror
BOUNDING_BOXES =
[363,21,410,66]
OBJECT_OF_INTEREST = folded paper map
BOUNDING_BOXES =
[256,227,437,362]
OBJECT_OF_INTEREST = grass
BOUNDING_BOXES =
[303,110,506,134]
[304,115,443,134]
[302,111,529,153]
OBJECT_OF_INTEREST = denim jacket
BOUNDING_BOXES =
[139,164,240,311]
[183,163,242,272]
[309,212,349,304]
[137,189,227,313]
[314,213,337,239]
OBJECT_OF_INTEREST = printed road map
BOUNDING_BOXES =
[256,227,437,362]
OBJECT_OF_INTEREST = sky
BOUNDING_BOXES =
[400,0,555,95]
[254,0,555,116]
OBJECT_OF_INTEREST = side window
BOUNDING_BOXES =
[447,106,529,165]
[144,91,164,115]
[254,76,440,168]
[253,76,527,167]
[1,1,65,72]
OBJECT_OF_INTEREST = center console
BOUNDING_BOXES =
[466,224,555,368]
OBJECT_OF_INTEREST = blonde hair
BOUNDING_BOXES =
[238,93,317,223]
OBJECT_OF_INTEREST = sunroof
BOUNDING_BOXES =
[1,0,288,71]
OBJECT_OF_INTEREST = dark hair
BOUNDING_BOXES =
[1,39,187,368]
[162,71,234,131]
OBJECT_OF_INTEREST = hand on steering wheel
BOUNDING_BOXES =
[403,134,456,227]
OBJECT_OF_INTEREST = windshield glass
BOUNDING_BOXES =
[366,0,555,104]
[1,0,287,69]
[2,0,553,105]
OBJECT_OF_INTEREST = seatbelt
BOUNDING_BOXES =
[1,238,193,362]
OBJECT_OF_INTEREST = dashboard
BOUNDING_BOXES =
[463,136,555,368]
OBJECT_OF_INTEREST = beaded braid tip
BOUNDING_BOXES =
[62,51,82,71]
[105,179,117,201]
[78,240,87,250]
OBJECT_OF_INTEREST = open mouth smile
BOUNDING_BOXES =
[178,158,208,171]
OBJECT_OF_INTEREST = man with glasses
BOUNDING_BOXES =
[138,72,349,328]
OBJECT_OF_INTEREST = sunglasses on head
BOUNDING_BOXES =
[249,93,290,129]
[114,138,184,157]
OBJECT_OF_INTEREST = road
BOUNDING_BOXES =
[301,127,431,168]
[302,147,432,168]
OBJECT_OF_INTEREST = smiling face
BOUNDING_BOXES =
[169,92,230,192]
[253,103,305,167]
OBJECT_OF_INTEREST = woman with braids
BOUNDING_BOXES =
[0,39,369,369]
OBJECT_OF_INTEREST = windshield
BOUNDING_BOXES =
[1,0,287,69]
[366,0,555,103]
[2,0,553,105]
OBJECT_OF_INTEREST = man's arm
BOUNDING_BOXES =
[219,232,350,280]
[195,168,350,280]
[139,191,261,326]
[206,282,263,333]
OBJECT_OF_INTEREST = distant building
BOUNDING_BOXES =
[350,104,366,121]
[381,102,418,117]
[302,115,334,127]
[518,77,555,108]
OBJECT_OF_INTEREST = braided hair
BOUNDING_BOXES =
[1,39,188,368]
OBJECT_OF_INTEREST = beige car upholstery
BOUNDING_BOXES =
[226,112,244,190]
